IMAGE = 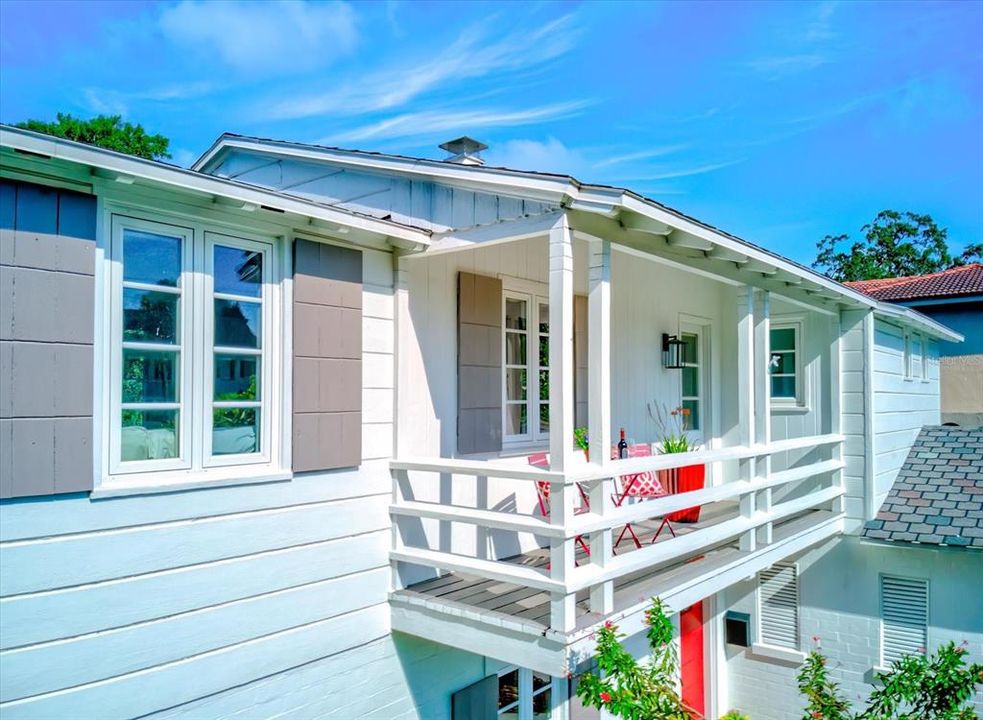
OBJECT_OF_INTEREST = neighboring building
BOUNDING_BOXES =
[847,264,983,426]
[0,125,976,720]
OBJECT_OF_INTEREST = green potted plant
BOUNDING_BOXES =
[574,427,589,462]
[649,403,704,522]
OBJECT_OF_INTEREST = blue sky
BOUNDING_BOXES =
[1,0,980,264]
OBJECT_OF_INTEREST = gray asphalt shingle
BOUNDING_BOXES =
[862,426,983,548]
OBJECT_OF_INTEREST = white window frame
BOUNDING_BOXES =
[769,320,805,409]
[920,334,930,382]
[903,328,914,380]
[679,323,706,437]
[880,574,929,666]
[502,283,550,446]
[496,666,554,720]
[104,212,283,489]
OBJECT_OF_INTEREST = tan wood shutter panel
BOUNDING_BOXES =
[458,272,502,454]
[573,294,588,429]
[292,239,362,472]
[451,674,497,720]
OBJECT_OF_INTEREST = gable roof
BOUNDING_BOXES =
[0,125,431,249]
[845,264,983,302]
[193,134,967,342]
[862,426,983,548]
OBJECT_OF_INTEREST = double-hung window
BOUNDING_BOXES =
[680,330,702,432]
[504,293,549,444]
[109,215,279,483]
[497,667,552,720]
[769,322,804,408]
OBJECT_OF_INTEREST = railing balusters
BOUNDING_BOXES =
[549,480,578,632]
[589,476,614,614]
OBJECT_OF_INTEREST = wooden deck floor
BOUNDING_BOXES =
[403,500,743,628]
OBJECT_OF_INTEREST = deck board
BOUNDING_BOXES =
[402,502,827,629]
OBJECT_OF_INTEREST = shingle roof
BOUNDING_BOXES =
[863,426,983,548]
[845,263,983,302]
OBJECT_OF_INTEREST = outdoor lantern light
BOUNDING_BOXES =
[662,333,685,369]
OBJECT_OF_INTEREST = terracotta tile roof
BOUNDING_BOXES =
[862,426,983,548]
[844,263,983,302]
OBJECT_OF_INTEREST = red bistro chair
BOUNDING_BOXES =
[610,444,676,549]
[528,453,592,561]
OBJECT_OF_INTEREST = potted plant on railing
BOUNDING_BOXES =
[649,403,704,522]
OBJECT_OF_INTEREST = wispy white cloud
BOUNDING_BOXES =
[326,101,592,143]
[620,159,745,182]
[745,53,828,79]
[158,0,357,75]
[82,81,215,117]
[805,1,840,42]
[593,144,689,169]
[485,137,590,175]
[266,13,579,120]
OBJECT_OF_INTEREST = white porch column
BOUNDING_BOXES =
[587,237,613,614]
[830,312,845,515]
[549,213,577,632]
[736,287,756,552]
[753,289,772,545]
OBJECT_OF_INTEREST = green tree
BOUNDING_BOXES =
[15,113,171,160]
[813,210,981,282]
[797,640,981,720]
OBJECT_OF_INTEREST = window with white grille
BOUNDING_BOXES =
[881,575,928,665]
[758,562,799,650]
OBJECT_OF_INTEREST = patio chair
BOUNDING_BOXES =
[610,444,676,549]
[528,453,592,561]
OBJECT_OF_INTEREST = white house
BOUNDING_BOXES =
[0,126,977,720]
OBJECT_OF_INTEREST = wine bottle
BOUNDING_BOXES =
[618,427,628,459]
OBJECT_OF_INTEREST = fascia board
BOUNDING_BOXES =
[0,127,431,248]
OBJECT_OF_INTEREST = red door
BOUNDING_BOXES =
[680,601,705,717]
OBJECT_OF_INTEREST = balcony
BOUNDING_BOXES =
[389,434,845,675]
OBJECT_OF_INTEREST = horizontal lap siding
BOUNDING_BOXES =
[0,239,406,718]
[871,318,941,510]
[0,465,397,717]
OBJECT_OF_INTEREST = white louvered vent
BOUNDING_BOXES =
[758,562,799,650]
[881,575,928,665]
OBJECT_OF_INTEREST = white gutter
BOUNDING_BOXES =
[0,126,431,249]
[190,134,963,342]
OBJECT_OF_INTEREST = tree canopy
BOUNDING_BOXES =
[15,113,171,161]
[813,210,982,282]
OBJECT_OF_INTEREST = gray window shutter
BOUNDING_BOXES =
[458,272,502,454]
[574,294,588,429]
[451,674,498,720]
[292,239,362,472]
[1,180,96,499]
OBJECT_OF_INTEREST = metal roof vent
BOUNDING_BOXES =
[439,136,488,166]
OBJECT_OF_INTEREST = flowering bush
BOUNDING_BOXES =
[576,598,747,720]
[797,638,981,720]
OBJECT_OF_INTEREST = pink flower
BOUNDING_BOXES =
[811,712,823,719]
[812,635,821,643]
[600,692,612,704]
[604,620,614,629]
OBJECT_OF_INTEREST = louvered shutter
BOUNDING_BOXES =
[451,674,497,720]
[881,575,928,664]
[758,562,799,649]
[457,272,503,454]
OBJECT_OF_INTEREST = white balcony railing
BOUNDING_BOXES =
[390,434,845,633]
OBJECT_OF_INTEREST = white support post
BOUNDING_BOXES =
[549,213,576,472]
[587,237,613,615]
[548,213,577,631]
[830,312,845,515]
[737,287,756,552]
[393,252,413,459]
[391,468,409,591]
[753,289,773,545]
[476,475,489,560]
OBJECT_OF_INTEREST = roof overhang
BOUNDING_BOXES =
[0,126,431,251]
[191,134,963,341]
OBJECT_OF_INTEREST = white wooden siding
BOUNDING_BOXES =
[211,149,561,233]
[871,319,941,511]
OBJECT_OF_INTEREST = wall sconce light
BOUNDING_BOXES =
[662,333,685,369]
